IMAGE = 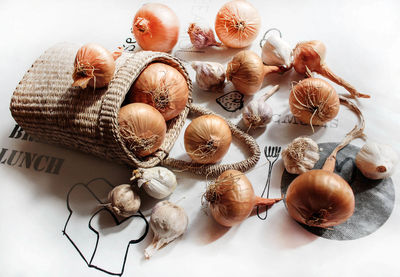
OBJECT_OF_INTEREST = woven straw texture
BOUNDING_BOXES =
[10,43,260,176]
[10,42,192,168]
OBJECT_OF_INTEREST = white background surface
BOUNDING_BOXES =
[1,0,400,276]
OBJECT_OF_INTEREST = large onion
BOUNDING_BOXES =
[118,103,167,157]
[286,169,355,228]
[184,115,232,164]
[128,63,189,121]
[72,43,118,89]
[132,3,180,52]
[289,78,340,127]
[215,0,261,48]
[205,169,281,227]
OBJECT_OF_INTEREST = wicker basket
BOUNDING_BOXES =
[10,43,260,177]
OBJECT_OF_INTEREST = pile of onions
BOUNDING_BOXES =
[286,96,365,228]
[128,63,189,121]
[72,43,122,89]
[289,78,340,129]
[118,103,166,157]
[204,169,282,227]
[215,0,261,48]
[184,115,232,164]
[292,40,370,99]
[132,3,180,52]
[226,50,281,95]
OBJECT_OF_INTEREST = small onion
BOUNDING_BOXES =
[215,0,261,48]
[289,78,340,129]
[118,103,166,157]
[292,40,370,98]
[132,3,180,52]
[72,43,120,89]
[184,115,232,164]
[128,63,189,121]
[205,170,282,227]
[226,50,281,95]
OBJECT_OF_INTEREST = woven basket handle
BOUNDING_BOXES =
[161,104,261,177]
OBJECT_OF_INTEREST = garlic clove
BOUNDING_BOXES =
[107,184,141,217]
[282,137,320,175]
[133,167,178,199]
[261,34,292,68]
[144,200,188,259]
[191,61,226,92]
[355,141,399,180]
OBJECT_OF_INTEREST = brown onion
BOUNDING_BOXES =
[205,170,281,227]
[215,0,261,48]
[118,103,166,157]
[184,115,232,164]
[292,40,370,98]
[286,169,355,228]
[226,50,281,95]
[72,43,121,89]
[289,78,340,129]
[286,97,365,228]
[132,3,179,52]
[128,63,189,121]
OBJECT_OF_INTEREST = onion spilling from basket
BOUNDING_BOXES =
[10,0,397,263]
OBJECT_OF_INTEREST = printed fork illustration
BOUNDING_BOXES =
[257,146,281,220]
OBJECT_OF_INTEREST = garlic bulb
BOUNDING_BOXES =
[242,85,279,129]
[191,61,225,91]
[144,200,188,259]
[261,33,292,68]
[131,167,177,199]
[107,184,141,217]
[187,23,221,49]
[282,137,320,174]
[355,141,399,180]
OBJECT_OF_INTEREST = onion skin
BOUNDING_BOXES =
[184,115,232,164]
[118,103,167,157]
[289,78,340,126]
[72,43,116,89]
[286,169,355,228]
[226,50,280,95]
[215,0,261,48]
[206,170,281,227]
[128,63,189,121]
[132,3,179,52]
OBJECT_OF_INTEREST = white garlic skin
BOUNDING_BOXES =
[191,61,225,91]
[355,141,398,180]
[282,137,320,174]
[136,167,177,199]
[261,34,292,68]
[242,94,273,129]
[107,184,141,217]
[144,200,188,259]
